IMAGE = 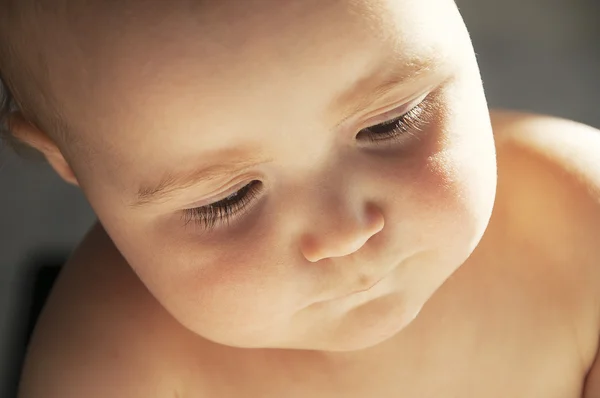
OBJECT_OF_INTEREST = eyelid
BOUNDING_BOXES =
[361,91,430,129]
[182,180,264,231]
[183,177,257,209]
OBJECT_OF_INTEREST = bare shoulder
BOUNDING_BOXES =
[490,109,600,192]
[491,108,600,265]
[490,109,600,229]
[18,224,192,398]
[488,109,600,394]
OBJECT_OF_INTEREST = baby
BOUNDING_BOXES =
[3,0,600,397]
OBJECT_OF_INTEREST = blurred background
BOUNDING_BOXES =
[0,0,599,396]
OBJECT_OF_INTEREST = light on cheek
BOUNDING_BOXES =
[421,150,463,201]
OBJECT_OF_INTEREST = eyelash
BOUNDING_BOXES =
[183,98,433,231]
[356,96,433,144]
[182,180,263,231]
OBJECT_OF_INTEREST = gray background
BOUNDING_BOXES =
[1,0,599,396]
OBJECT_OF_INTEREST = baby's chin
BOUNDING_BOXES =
[190,292,424,353]
[312,293,425,352]
[268,292,426,353]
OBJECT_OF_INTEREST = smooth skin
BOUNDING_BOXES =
[8,0,600,397]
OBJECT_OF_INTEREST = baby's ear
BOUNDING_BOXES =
[8,111,79,186]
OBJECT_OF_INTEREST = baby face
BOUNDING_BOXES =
[35,0,497,351]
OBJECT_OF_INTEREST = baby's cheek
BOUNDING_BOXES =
[411,147,487,243]
[159,247,301,345]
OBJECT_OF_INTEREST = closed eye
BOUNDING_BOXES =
[182,180,263,231]
[356,95,434,145]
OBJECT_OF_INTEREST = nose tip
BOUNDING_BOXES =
[301,205,384,263]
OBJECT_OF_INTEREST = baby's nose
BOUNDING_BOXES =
[300,203,384,263]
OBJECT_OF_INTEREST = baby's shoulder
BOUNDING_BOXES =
[490,109,600,221]
[488,108,600,305]
[18,224,194,398]
[490,109,600,194]
[488,110,600,397]
[490,108,600,254]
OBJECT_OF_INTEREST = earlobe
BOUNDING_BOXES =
[46,151,80,186]
[8,111,80,186]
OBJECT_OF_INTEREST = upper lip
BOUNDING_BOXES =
[337,276,386,299]
[350,277,384,295]
[327,260,401,302]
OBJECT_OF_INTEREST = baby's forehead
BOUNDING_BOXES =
[5,0,459,160]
